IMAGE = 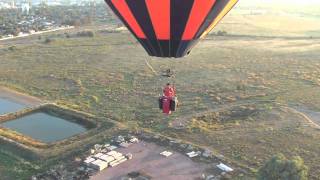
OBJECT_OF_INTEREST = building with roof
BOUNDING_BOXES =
[90,159,109,171]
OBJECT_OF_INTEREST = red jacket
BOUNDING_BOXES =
[163,86,175,97]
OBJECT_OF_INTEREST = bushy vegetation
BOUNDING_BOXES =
[76,31,95,38]
[8,46,17,51]
[258,154,308,180]
[0,151,39,180]
[0,2,114,37]
[216,30,228,36]
[44,37,53,44]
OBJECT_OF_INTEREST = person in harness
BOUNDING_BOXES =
[159,83,178,115]
[163,83,175,97]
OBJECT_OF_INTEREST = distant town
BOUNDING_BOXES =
[0,0,104,8]
[0,0,112,39]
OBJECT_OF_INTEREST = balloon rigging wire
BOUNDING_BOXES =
[144,56,158,76]
[127,35,159,76]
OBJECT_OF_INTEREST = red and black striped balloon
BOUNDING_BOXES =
[105,0,238,58]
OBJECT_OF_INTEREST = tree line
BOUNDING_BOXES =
[0,3,114,37]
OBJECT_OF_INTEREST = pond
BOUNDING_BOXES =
[1,112,88,143]
[0,98,26,115]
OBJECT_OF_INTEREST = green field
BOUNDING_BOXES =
[1,9,320,179]
[0,151,35,180]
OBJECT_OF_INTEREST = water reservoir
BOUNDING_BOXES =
[1,112,87,143]
[0,98,26,115]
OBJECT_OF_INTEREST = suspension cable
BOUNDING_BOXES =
[144,56,158,76]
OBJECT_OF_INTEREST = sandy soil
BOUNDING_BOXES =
[0,87,43,106]
[91,141,210,180]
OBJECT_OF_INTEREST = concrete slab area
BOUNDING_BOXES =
[91,141,209,180]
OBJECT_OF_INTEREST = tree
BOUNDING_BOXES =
[8,46,17,51]
[217,30,227,36]
[77,31,95,38]
[44,37,52,44]
[257,154,309,180]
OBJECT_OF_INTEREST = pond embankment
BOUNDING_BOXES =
[0,87,99,150]
[0,86,42,106]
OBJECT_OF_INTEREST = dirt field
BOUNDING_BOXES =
[91,141,211,180]
[0,86,43,106]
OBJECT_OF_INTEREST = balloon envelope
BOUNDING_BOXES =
[105,0,238,58]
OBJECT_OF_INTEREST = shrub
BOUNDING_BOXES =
[217,30,228,36]
[257,154,309,180]
[65,33,71,38]
[8,46,17,51]
[76,31,95,38]
[44,37,53,44]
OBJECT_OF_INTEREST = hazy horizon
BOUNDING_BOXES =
[236,0,320,14]
[239,0,320,6]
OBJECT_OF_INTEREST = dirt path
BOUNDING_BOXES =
[284,106,320,129]
[171,100,276,129]
[171,99,320,130]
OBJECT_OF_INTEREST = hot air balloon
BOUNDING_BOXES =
[104,0,238,58]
